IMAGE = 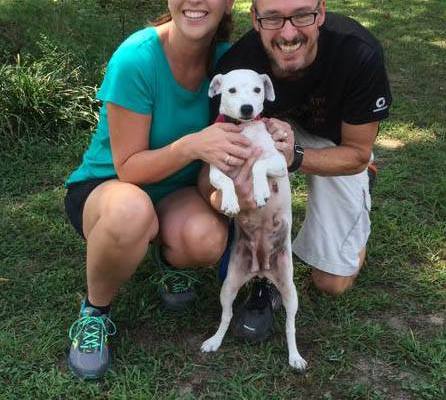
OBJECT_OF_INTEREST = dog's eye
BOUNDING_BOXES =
[254,87,261,94]
[228,88,237,94]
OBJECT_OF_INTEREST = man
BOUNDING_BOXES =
[209,0,392,341]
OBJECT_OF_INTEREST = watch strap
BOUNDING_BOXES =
[288,145,304,173]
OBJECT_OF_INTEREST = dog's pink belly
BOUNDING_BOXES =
[234,193,289,274]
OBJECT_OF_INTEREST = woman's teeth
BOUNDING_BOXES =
[278,42,303,53]
[183,10,208,19]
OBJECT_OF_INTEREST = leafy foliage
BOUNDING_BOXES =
[0,36,98,146]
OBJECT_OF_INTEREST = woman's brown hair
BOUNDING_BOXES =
[150,10,233,76]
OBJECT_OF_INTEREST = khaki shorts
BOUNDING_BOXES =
[292,130,372,277]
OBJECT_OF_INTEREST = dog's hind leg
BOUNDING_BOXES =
[280,279,307,370]
[201,265,252,353]
[268,251,307,370]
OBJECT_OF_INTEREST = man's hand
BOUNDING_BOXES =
[264,118,295,166]
[228,147,263,211]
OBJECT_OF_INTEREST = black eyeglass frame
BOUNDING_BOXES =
[255,11,319,30]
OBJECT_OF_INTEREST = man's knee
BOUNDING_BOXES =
[311,268,356,296]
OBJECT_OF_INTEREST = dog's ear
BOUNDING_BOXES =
[209,74,223,98]
[261,74,275,102]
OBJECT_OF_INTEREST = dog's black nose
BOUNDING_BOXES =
[240,104,254,118]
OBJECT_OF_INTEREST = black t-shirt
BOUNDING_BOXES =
[212,12,392,145]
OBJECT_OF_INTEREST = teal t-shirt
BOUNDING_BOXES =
[66,27,230,203]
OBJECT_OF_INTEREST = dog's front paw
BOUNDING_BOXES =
[221,194,240,216]
[201,336,222,352]
[289,353,307,371]
[253,183,270,208]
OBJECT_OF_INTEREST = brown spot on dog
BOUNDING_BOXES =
[235,213,289,273]
[272,212,281,228]
[272,180,279,194]
[235,226,255,274]
[268,219,288,269]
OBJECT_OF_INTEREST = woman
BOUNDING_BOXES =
[64,0,253,380]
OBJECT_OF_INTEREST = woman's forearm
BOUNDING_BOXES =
[115,134,196,184]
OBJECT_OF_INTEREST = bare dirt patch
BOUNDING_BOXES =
[128,321,165,349]
[411,312,445,330]
[369,311,445,338]
[376,137,405,150]
[177,368,214,397]
[386,316,410,332]
[352,356,414,399]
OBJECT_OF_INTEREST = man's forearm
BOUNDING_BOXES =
[289,121,378,177]
[299,145,371,176]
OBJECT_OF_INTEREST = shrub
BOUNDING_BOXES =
[0,36,98,147]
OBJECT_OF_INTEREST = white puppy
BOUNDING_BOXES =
[201,69,307,370]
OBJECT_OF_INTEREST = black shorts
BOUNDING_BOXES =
[64,178,112,238]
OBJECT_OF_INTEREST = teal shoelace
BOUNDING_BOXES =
[150,244,199,293]
[158,268,200,294]
[69,315,117,352]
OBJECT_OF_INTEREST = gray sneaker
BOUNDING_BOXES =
[68,300,117,379]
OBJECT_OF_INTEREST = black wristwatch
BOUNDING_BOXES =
[287,145,305,173]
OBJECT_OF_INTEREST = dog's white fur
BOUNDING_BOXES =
[201,69,307,370]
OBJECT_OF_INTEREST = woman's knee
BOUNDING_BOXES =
[101,188,158,246]
[311,268,356,296]
[181,214,228,265]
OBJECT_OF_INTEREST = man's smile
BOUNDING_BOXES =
[276,41,303,54]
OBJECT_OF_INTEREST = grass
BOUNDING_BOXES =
[0,0,445,399]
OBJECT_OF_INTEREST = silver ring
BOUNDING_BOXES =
[224,154,230,164]
[282,130,288,139]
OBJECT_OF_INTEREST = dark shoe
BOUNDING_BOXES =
[150,245,198,311]
[68,300,117,380]
[231,279,281,342]
[367,161,378,194]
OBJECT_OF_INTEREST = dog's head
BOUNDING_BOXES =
[209,69,275,122]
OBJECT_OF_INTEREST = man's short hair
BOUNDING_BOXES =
[252,0,323,9]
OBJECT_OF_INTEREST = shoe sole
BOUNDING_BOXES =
[67,352,111,380]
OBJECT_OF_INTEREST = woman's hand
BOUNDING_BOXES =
[186,123,253,173]
[263,118,295,167]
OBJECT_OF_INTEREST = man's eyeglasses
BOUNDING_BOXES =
[255,12,319,30]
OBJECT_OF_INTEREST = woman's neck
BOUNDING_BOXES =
[157,22,215,91]
[158,22,213,70]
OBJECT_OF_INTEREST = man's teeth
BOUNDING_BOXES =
[278,42,303,53]
[183,10,208,19]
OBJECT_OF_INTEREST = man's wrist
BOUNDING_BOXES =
[288,145,304,173]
